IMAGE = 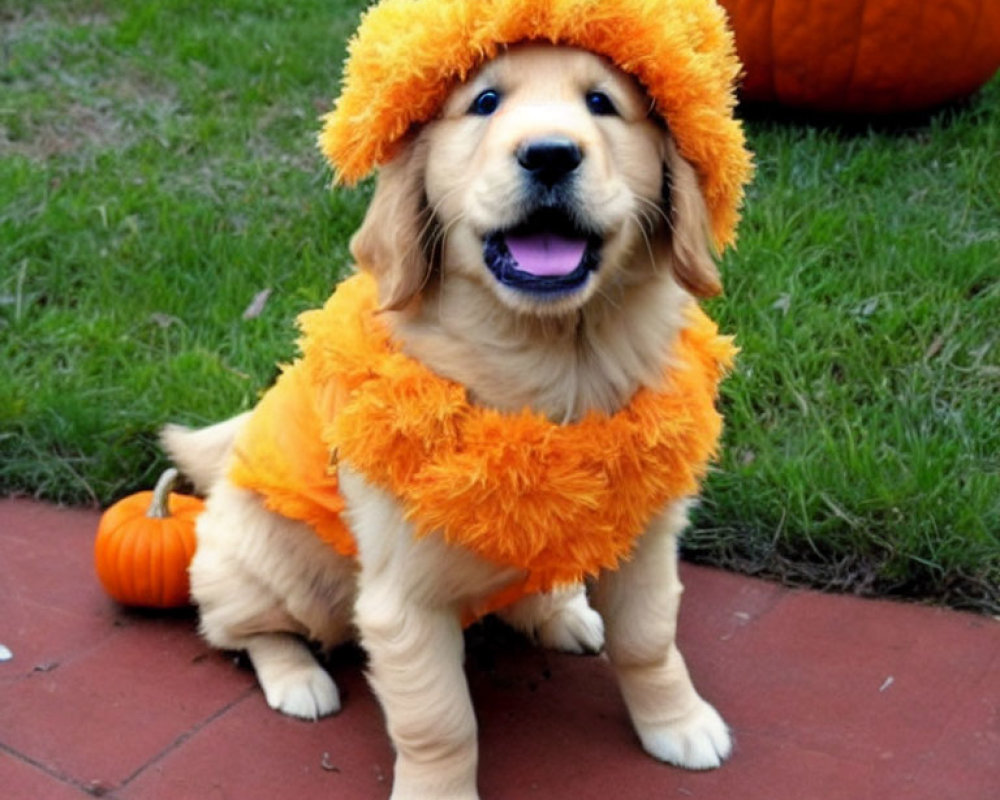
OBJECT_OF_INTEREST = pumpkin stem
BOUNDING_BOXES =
[147,467,180,519]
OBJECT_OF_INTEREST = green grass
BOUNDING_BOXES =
[695,98,1000,610]
[2,1,998,611]
[1,0,367,500]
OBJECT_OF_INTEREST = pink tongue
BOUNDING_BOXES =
[505,233,587,277]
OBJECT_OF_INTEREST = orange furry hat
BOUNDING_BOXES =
[230,274,736,617]
[319,0,753,250]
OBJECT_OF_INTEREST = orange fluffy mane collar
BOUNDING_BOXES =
[230,273,736,615]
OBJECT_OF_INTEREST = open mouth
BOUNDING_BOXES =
[483,208,602,296]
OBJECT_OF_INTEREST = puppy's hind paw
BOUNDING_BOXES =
[260,663,341,721]
[535,593,605,655]
[636,699,731,770]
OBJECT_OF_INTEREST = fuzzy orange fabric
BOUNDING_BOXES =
[229,272,736,616]
[319,0,753,251]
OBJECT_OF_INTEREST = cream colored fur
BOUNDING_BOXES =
[163,45,731,800]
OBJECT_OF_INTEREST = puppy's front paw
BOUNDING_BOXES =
[260,663,341,721]
[535,593,605,655]
[636,698,731,770]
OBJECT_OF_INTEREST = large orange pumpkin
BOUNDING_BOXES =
[94,468,202,608]
[719,0,1000,113]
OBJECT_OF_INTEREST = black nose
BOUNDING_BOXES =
[516,137,583,186]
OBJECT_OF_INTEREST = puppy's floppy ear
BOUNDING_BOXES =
[661,138,722,298]
[349,136,432,311]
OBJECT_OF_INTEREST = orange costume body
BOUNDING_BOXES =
[230,272,736,615]
[230,0,752,617]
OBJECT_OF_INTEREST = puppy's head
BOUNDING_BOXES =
[351,44,720,314]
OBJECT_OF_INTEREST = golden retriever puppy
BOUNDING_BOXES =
[164,43,733,799]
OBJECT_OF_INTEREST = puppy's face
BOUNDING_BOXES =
[352,44,719,314]
[426,45,667,315]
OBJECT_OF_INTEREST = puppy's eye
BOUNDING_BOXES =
[585,90,618,117]
[469,89,501,116]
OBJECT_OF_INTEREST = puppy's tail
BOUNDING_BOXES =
[159,412,250,493]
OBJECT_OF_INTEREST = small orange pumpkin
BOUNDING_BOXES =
[719,0,1000,113]
[94,467,202,608]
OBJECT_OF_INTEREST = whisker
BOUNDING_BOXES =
[392,186,467,300]
[433,214,466,317]
[635,195,673,232]
[594,284,623,312]
[631,213,660,276]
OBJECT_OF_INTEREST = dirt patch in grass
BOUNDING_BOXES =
[0,3,111,35]
[0,5,175,161]
[0,102,122,159]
